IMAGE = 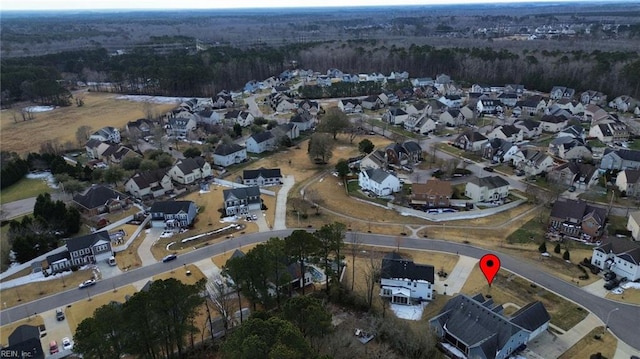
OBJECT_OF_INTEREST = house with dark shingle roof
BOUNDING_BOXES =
[411,179,452,208]
[539,114,568,133]
[548,198,606,242]
[90,126,121,143]
[600,149,640,171]
[591,237,640,281]
[222,186,262,216]
[482,138,519,164]
[548,137,592,160]
[454,131,489,152]
[125,169,174,199]
[512,149,554,176]
[488,125,523,143]
[358,168,401,196]
[379,252,434,305]
[46,231,113,273]
[73,185,130,216]
[213,143,247,167]
[290,110,315,131]
[149,200,198,228]
[615,169,640,197]
[548,161,598,189]
[168,156,212,185]
[514,119,542,139]
[243,167,282,187]
[464,176,510,203]
[246,131,276,154]
[167,116,196,138]
[5,325,44,359]
[359,149,388,171]
[430,293,549,359]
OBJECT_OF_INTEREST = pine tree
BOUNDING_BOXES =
[563,250,571,261]
[554,243,561,254]
[538,241,547,253]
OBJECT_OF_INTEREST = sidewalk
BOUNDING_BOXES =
[273,175,294,230]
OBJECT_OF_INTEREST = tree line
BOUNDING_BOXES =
[1,41,638,107]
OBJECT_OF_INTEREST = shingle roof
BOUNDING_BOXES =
[500,125,520,137]
[509,301,551,331]
[470,176,509,189]
[615,149,640,162]
[8,325,41,345]
[623,169,640,183]
[381,252,434,283]
[73,185,127,210]
[595,237,640,265]
[243,167,282,180]
[403,141,422,153]
[129,169,169,189]
[214,143,245,156]
[412,180,452,199]
[222,186,261,203]
[516,119,540,131]
[550,199,606,226]
[364,168,392,184]
[175,156,207,174]
[149,201,194,215]
[65,230,110,253]
[249,131,274,144]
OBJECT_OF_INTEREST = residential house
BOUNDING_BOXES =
[125,169,174,199]
[512,149,554,176]
[338,99,362,113]
[460,105,475,123]
[548,161,599,189]
[149,200,198,228]
[46,231,113,273]
[361,95,382,110]
[275,98,297,113]
[290,111,315,132]
[609,95,640,113]
[435,74,451,85]
[591,237,640,281]
[212,94,234,109]
[505,84,526,96]
[627,211,640,240]
[584,104,610,124]
[383,108,409,125]
[477,99,501,114]
[615,169,640,197]
[438,95,463,109]
[126,119,155,139]
[73,185,129,216]
[550,86,575,100]
[85,138,104,160]
[360,149,387,170]
[539,115,568,133]
[548,137,592,160]
[388,71,409,81]
[412,77,434,87]
[482,138,519,164]
[515,95,548,117]
[430,294,550,359]
[243,80,261,93]
[168,156,212,185]
[498,92,518,107]
[465,176,510,203]
[384,141,422,165]
[222,186,262,216]
[454,131,489,152]
[581,90,607,106]
[358,168,401,196]
[167,117,196,138]
[588,121,629,144]
[553,99,585,115]
[395,87,414,101]
[274,122,300,140]
[402,141,423,163]
[439,109,464,127]
[514,119,542,139]
[196,109,221,125]
[471,84,492,94]
[405,102,430,116]
[414,116,438,135]
[90,126,121,143]
[487,125,523,143]
[411,180,452,208]
[380,252,434,305]
[600,149,640,171]
[298,100,320,116]
[213,143,247,167]
[557,125,586,140]
[549,199,606,242]
[4,325,44,359]
[246,131,276,154]
[243,168,283,187]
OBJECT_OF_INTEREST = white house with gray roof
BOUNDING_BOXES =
[600,149,640,171]
[90,126,121,144]
[243,168,282,187]
[125,169,174,199]
[46,231,113,274]
[358,168,401,196]
[380,252,434,305]
[168,156,212,185]
[591,237,640,281]
[465,176,510,203]
[213,143,247,167]
[223,186,262,216]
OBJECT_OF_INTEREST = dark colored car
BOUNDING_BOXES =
[162,254,178,263]
[483,166,495,172]
[56,308,65,321]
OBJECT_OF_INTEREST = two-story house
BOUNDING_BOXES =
[90,127,121,144]
[439,109,464,127]
[514,119,542,139]
[338,99,362,113]
[383,108,410,125]
[213,143,247,167]
[487,125,523,143]
[125,169,174,199]
[46,231,113,274]
[168,156,212,185]
[548,161,599,190]
[628,211,640,241]
[615,169,640,197]
[73,185,129,216]
[454,131,489,152]
[358,168,401,196]
[411,180,452,208]
[243,167,283,187]
[548,199,606,242]
[580,90,607,106]
[290,111,315,132]
[379,252,434,305]
[149,200,198,228]
[482,138,519,164]
[539,115,568,133]
[167,117,197,138]
[512,149,554,176]
[550,86,575,100]
[477,99,502,114]
[591,237,640,281]
[465,176,510,203]
[548,137,592,160]
[222,186,262,216]
[588,121,629,144]
[600,149,640,171]
[246,131,276,154]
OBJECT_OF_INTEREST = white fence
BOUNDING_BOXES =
[213,178,276,197]
[388,199,526,222]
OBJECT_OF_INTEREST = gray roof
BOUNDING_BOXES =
[73,185,127,210]
[614,149,640,162]
[594,237,640,265]
[470,176,509,189]
[623,169,640,184]
[129,169,169,189]
[223,186,261,203]
[500,125,520,137]
[509,301,551,332]
[214,143,245,156]
[175,156,207,174]
[65,230,110,253]
[8,325,41,345]
[550,199,606,226]
[516,119,540,131]
[243,167,282,180]
[364,168,392,184]
[149,200,195,215]
[249,131,274,144]
[403,141,422,153]
[381,252,434,283]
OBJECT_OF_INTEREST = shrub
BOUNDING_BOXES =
[538,242,547,253]
[563,249,570,261]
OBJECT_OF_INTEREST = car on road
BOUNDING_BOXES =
[62,337,73,351]
[515,170,525,176]
[56,308,65,321]
[162,254,178,263]
[78,279,96,289]
[483,166,495,172]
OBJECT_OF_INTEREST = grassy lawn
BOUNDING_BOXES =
[369,119,418,139]
[628,139,640,150]
[1,269,97,308]
[606,215,630,235]
[461,267,588,331]
[346,179,390,206]
[605,286,640,305]
[0,178,51,205]
[435,143,464,157]
[506,213,548,244]
[66,285,139,332]
[558,326,616,359]
[494,164,515,176]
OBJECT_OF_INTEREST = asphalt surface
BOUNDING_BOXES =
[2,229,639,351]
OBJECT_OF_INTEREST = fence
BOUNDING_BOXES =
[213,178,276,197]
[387,199,526,222]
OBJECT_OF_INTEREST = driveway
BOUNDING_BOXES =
[273,175,294,230]
[137,228,162,266]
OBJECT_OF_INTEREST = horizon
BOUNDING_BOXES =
[0,0,610,12]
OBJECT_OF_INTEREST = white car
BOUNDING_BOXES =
[62,337,73,351]
[78,279,96,289]
[160,231,174,238]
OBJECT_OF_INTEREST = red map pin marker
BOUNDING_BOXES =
[479,254,501,286]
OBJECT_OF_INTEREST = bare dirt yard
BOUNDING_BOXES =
[0,91,176,154]
[0,315,44,347]
[66,284,138,332]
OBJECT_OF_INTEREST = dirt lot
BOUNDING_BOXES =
[1,92,176,154]
[66,284,139,332]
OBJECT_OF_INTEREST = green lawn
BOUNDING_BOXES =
[629,140,640,150]
[0,178,52,205]
[506,212,549,244]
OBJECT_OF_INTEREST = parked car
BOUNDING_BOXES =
[568,186,576,192]
[483,166,495,172]
[56,308,65,321]
[49,341,59,354]
[160,231,174,238]
[62,337,73,351]
[78,279,96,289]
[162,254,178,263]
[604,280,618,290]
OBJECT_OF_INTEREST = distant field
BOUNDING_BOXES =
[0,91,176,154]
[0,178,50,205]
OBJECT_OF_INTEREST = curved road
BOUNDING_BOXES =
[2,230,638,351]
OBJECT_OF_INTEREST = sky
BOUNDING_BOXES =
[1,0,586,11]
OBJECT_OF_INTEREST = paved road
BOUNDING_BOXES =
[2,230,639,351]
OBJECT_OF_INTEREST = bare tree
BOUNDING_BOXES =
[76,125,93,146]
[305,188,324,215]
[363,250,382,310]
[142,100,155,120]
[206,275,235,332]
[20,108,35,121]
[348,232,362,291]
